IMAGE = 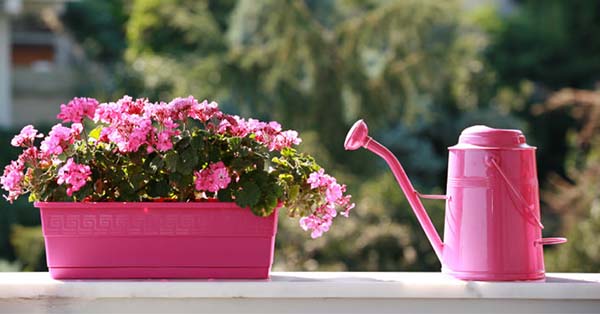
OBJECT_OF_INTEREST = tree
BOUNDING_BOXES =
[125,0,504,178]
[485,0,600,89]
[538,89,600,272]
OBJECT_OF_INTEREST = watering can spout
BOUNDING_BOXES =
[345,120,445,261]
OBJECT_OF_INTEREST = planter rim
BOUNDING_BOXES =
[34,201,247,210]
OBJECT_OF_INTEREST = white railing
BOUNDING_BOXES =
[0,272,598,313]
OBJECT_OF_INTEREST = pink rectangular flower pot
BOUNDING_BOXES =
[35,202,278,279]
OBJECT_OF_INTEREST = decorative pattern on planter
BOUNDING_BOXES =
[42,209,275,236]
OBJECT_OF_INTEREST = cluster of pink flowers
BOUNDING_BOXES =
[217,116,301,151]
[1,126,46,202]
[93,96,181,153]
[300,169,355,238]
[56,158,91,196]
[0,160,24,202]
[167,96,219,122]
[56,97,99,123]
[40,123,82,156]
[1,95,306,202]
[194,161,232,193]
[87,95,299,154]
[10,125,42,147]
[2,94,354,239]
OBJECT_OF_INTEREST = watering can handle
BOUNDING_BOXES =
[486,157,545,229]
[416,192,449,200]
[535,237,567,246]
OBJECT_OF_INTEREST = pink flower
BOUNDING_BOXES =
[217,115,250,137]
[17,147,40,166]
[340,198,355,217]
[11,125,42,147]
[162,118,178,130]
[94,96,149,124]
[307,169,334,189]
[57,97,99,123]
[155,131,174,152]
[246,119,266,132]
[40,124,78,156]
[57,158,91,196]
[94,101,122,124]
[267,121,282,133]
[149,117,179,152]
[71,123,83,137]
[189,100,220,122]
[0,160,24,203]
[268,130,302,151]
[303,168,355,237]
[307,170,322,189]
[299,209,334,239]
[144,102,171,123]
[326,182,343,203]
[194,161,232,193]
[119,96,147,115]
[104,114,153,153]
[127,118,153,152]
[168,96,197,121]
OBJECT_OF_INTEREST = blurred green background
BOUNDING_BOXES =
[2,0,600,272]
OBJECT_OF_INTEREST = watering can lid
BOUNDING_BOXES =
[456,125,529,148]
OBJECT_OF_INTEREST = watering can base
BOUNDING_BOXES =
[442,268,545,281]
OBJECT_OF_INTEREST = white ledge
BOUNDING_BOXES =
[1,272,599,313]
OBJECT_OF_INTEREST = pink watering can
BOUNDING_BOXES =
[345,120,566,281]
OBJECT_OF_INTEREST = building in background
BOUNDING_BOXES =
[0,0,76,128]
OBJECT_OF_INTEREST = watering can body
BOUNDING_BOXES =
[345,121,566,281]
[444,126,549,280]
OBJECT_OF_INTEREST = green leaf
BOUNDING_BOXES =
[217,187,234,202]
[175,136,191,150]
[148,179,170,197]
[129,170,145,189]
[281,147,296,158]
[231,157,252,171]
[178,147,198,175]
[228,137,242,148]
[190,133,205,151]
[252,170,269,186]
[169,172,183,184]
[288,184,300,201]
[234,181,261,208]
[164,151,178,172]
[88,126,103,140]
[250,194,277,217]
[149,155,164,173]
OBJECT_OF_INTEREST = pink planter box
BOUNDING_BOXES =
[35,202,278,279]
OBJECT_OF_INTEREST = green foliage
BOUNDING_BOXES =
[475,1,600,267]
[62,0,129,62]
[10,225,45,271]
[127,0,228,58]
[536,90,600,272]
[124,0,502,166]
[485,0,600,89]
[275,172,444,271]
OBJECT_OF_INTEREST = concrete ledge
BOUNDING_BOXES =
[0,272,599,313]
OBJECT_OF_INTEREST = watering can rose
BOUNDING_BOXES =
[1,96,354,238]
